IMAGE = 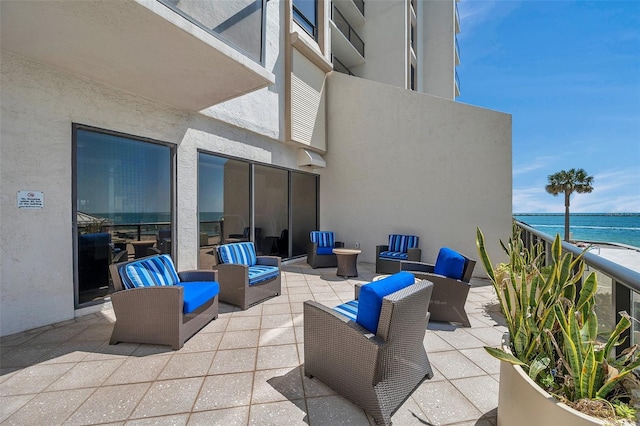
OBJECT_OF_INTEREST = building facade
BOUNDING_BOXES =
[0,0,512,336]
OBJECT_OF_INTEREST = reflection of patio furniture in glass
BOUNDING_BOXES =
[400,247,476,327]
[78,232,112,294]
[304,272,435,425]
[263,236,280,255]
[199,232,209,247]
[333,248,361,278]
[131,240,156,259]
[158,229,171,253]
[226,227,263,253]
[213,242,281,310]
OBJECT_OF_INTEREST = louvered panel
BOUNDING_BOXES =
[291,73,321,144]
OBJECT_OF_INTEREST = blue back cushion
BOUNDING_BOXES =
[218,242,257,266]
[310,231,335,248]
[388,234,419,253]
[121,254,180,289]
[434,247,466,280]
[356,271,415,333]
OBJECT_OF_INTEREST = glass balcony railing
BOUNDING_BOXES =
[353,0,365,16]
[157,0,266,64]
[331,55,355,76]
[331,5,365,58]
[515,220,640,353]
[455,70,460,94]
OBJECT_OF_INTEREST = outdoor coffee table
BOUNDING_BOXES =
[333,248,362,278]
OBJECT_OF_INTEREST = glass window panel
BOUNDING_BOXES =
[75,127,172,306]
[254,165,288,257]
[291,172,318,257]
[293,0,317,38]
[198,152,250,268]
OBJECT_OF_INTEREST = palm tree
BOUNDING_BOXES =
[545,168,594,241]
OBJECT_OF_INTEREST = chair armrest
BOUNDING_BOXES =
[110,286,183,319]
[178,269,218,282]
[400,261,435,274]
[334,241,345,248]
[212,263,248,284]
[376,245,389,256]
[256,256,281,268]
[354,283,364,299]
[407,247,421,262]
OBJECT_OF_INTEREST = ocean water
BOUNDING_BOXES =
[514,214,640,249]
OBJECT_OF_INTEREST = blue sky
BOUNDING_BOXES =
[456,0,640,213]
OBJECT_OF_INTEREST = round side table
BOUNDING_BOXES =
[332,248,362,278]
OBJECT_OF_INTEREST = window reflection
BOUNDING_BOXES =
[74,126,172,306]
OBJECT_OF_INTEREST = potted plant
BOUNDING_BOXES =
[476,226,640,425]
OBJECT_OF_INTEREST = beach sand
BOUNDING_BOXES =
[578,242,640,274]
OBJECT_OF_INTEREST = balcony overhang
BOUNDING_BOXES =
[329,22,365,69]
[0,0,275,112]
[298,149,326,168]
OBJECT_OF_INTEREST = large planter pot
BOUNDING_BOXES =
[497,334,606,426]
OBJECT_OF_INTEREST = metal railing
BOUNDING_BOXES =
[331,55,355,76]
[515,220,640,353]
[331,5,365,57]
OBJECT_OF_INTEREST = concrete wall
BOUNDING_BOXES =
[322,72,512,272]
[0,50,297,336]
[420,0,456,99]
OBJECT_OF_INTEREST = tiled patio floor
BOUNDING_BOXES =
[1,260,506,425]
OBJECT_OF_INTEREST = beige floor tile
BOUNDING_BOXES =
[158,351,215,380]
[432,328,486,350]
[199,316,230,333]
[187,406,248,425]
[262,303,293,315]
[218,330,260,350]
[3,388,95,425]
[47,359,125,391]
[127,413,189,425]
[424,330,456,352]
[259,327,297,346]
[131,377,204,418]
[260,313,293,329]
[451,375,499,413]
[0,394,36,423]
[412,380,482,425]
[0,363,75,396]
[391,396,432,425]
[82,342,140,360]
[459,347,501,375]
[301,376,337,398]
[193,372,253,411]
[227,316,262,331]
[305,395,370,426]
[251,366,305,404]
[37,340,102,365]
[463,326,505,347]
[66,383,150,425]
[256,344,300,370]
[209,348,257,374]
[428,351,486,380]
[103,354,172,385]
[179,331,223,353]
[248,400,308,425]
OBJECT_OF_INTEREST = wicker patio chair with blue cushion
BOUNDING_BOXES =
[307,231,345,268]
[375,233,421,274]
[108,254,219,350]
[304,271,434,426]
[214,241,281,310]
[401,247,476,327]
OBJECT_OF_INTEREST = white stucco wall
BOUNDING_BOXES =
[322,72,512,272]
[420,0,456,99]
[0,50,297,336]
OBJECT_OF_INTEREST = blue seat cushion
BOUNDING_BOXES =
[333,300,359,322]
[317,246,334,255]
[434,247,466,280]
[178,281,220,314]
[120,254,180,289]
[356,271,415,333]
[311,231,335,248]
[388,234,419,253]
[379,251,408,260]
[218,242,257,266]
[248,265,279,285]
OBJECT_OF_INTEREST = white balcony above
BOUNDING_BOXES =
[0,0,275,112]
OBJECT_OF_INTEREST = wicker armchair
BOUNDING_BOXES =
[375,234,421,274]
[109,254,219,350]
[213,242,281,310]
[304,273,434,425]
[306,231,344,268]
[401,247,476,327]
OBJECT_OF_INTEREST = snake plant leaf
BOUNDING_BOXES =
[529,355,550,381]
[603,313,632,360]
[484,346,527,365]
[580,345,597,399]
[596,357,640,399]
[576,272,597,316]
[476,228,496,284]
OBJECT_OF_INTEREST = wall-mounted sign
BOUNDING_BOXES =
[17,191,44,209]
